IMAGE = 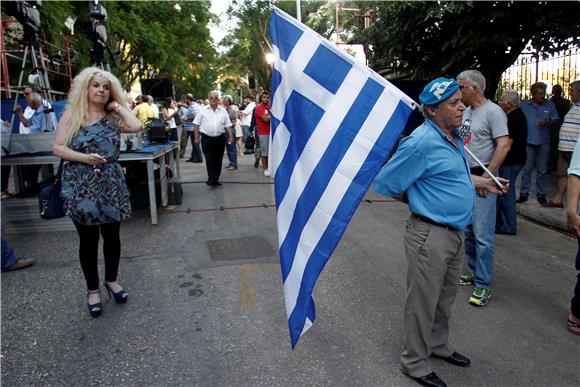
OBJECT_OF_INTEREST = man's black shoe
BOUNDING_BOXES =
[516,196,528,203]
[537,197,547,206]
[193,160,203,163]
[254,159,260,168]
[432,351,471,367]
[410,372,447,387]
[186,159,195,163]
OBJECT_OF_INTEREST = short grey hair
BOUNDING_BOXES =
[501,89,520,107]
[30,92,42,105]
[457,70,486,93]
[208,90,220,98]
[222,95,233,105]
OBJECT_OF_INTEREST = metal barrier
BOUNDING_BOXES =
[499,47,580,99]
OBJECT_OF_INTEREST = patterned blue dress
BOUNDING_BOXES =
[61,117,131,225]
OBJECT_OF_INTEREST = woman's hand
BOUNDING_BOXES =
[106,100,121,113]
[87,153,107,165]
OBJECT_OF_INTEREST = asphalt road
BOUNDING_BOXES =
[2,153,579,386]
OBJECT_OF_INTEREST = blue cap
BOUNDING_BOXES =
[419,77,460,106]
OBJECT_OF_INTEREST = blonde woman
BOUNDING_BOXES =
[53,67,142,317]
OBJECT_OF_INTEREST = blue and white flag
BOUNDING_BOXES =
[269,7,416,348]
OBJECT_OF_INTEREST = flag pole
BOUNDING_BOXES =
[296,0,301,22]
[415,105,505,189]
[464,147,505,189]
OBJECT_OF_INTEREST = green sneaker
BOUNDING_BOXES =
[469,287,491,306]
[459,272,475,286]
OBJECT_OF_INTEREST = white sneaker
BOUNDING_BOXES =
[263,170,270,177]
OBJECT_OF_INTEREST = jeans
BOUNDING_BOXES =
[1,236,18,271]
[520,143,550,198]
[496,164,523,234]
[225,132,238,168]
[180,129,203,161]
[465,193,497,288]
[242,125,250,143]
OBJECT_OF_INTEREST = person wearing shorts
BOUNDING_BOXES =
[254,91,271,177]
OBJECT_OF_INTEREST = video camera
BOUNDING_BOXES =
[89,2,108,45]
[9,0,42,40]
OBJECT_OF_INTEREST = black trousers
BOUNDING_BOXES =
[572,238,580,318]
[201,133,226,184]
[1,165,10,192]
[74,221,121,291]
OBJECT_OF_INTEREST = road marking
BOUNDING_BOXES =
[239,263,277,309]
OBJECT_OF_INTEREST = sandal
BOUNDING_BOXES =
[567,318,580,335]
[545,200,564,208]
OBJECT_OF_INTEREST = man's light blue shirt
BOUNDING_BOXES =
[374,119,476,230]
[28,106,51,133]
[520,99,559,145]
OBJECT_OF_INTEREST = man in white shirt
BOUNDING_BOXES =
[240,95,256,151]
[193,90,234,186]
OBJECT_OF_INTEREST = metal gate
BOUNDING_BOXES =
[499,47,580,99]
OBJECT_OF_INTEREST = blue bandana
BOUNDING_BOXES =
[419,77,460,106]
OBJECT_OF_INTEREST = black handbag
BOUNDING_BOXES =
[167,182,183,205]
[245,133,255,150]
[39,160,66,220]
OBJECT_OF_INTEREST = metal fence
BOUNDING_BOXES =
[499,47,580,99]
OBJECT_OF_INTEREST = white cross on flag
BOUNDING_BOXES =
[268,7,416,348]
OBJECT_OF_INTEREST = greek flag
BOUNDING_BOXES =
[269,7,416,348]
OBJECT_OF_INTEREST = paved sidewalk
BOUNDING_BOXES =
[515,171,570,234]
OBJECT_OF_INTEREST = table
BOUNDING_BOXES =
[1,142,180,225]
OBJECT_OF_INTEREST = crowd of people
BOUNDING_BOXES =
[1,65,578,387]
[2,68,273,318]
[119,89,271,182]
[375,71,580,387]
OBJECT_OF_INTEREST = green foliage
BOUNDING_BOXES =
[221,0,352,92]
[4,0,217,97]
[218,0,390,96]
[363,1,580,98]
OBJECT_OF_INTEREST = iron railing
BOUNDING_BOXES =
[499,47,580,99]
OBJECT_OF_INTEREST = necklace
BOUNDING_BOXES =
[84,112,106,126]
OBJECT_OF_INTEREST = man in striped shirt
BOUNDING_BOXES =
[546,81,580,207]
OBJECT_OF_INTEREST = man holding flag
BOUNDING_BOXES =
[374,78,508,387]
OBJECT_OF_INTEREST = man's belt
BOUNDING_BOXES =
[201,132,225,138]
[412,214,459,232]
[469,165,489,176]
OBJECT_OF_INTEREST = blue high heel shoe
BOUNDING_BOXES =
[103,282,128,303]
[87,289,102,317]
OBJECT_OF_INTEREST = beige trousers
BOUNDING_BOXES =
[399,215,464,378]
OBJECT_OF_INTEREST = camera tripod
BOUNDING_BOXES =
[90,39,113,72]
[5,37,58,152]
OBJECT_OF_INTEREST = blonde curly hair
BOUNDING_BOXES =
[65,67,128,144]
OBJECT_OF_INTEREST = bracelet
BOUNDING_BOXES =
[113,102,121,113]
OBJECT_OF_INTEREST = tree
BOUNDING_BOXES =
[221,0,351,93]
[3,0,218,97]
[363,1,580,98]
